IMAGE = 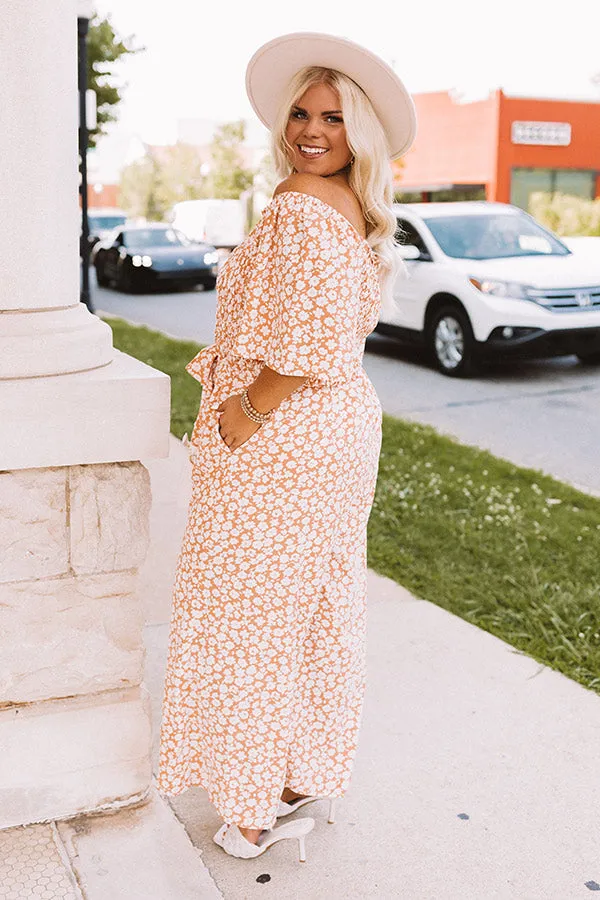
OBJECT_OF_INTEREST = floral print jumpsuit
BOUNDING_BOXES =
[156,190,383,829]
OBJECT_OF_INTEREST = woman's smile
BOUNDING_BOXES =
[297,144,329,160]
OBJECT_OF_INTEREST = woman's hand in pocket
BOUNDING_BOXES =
[216,394,261,451]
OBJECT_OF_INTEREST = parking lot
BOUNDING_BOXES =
[95,274,600,496]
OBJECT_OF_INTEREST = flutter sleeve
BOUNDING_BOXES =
[232,192,365,384]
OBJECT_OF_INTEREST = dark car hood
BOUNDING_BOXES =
[126,243,212,257]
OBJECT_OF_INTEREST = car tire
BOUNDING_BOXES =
[95,262,110,288]
[428,304,476,377]
[117,264,134,293]
[577,350,600,365]
[202,277,217,291]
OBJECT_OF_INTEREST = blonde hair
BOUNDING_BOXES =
[271,65,406,311]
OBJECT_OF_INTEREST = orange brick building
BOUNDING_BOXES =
[87,183,119,208]
[394,89,600,210]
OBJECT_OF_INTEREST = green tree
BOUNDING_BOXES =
[87,13,144,148]
[118,153,163,221]
[155,143,208,210]
[206,121,255,199]
[255,151,278,196]
[529,191,600,236]
[118,143,208,221]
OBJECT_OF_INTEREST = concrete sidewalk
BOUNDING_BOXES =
[2,435,599,899]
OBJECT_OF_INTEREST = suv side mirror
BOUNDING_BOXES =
[396,244,421,261]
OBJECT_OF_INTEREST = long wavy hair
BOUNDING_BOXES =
[271,65,406,311]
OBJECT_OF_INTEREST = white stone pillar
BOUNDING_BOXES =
[0,0,171,828]
[0,0,112,378]
[0,0,170,471]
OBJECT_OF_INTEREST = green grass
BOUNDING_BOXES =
[105,316,203,438]
[104,315,600,694]
[370,416,599,693]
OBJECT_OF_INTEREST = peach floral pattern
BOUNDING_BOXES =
[156,191,383,829]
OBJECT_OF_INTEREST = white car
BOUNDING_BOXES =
[378,201,600,376]
[168,199,246,251]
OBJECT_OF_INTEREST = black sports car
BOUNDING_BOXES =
[91,223,219,292]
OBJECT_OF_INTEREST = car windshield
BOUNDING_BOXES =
[422,212,571,260]
[89,215,126,230]
[123,228,191,248]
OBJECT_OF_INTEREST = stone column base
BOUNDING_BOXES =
[0,457,159,828]
[1,349,170,471]
[0,687,152,829]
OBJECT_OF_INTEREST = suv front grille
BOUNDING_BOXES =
[528,285,600,312]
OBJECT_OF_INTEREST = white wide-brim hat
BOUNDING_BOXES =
[245,32,417,160]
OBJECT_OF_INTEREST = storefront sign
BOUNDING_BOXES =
[511,121,571,146]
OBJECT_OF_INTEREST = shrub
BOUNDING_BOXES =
[529,191,600,236]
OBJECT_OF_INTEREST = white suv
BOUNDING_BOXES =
[378,201,600,376]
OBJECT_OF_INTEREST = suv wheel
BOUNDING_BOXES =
[428,305,475,377]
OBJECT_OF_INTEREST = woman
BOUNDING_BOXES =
[156,32,416,861]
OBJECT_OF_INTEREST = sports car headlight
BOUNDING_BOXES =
[142,255,152,267]
[203,251,219,265]
[469,277,531,300]
[132,255,142,267]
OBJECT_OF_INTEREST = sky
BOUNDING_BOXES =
[91,0,600,181]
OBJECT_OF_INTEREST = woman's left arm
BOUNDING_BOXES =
[216,365,306,451]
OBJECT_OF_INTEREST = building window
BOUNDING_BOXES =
[510,168,595,211]
[395,186,486,203]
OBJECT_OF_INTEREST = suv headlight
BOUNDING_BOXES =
[469,277,531,300]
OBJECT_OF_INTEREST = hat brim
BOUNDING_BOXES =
[245,32,416,160]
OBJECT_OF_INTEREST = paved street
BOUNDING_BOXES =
[94,274,600,495]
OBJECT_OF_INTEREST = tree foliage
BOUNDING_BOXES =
[529,191,600,236]
[87,14,144,148]
[206,121,255,199]
[118,143,208,220]
[118,122,257,220]
[156,143,207,208]
[118,155,162,221]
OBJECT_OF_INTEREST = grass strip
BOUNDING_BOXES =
[105,314,600,694]
[105,315,203,438]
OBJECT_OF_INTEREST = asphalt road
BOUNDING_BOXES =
[94,273,600,495]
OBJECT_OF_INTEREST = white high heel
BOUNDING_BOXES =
[213,817,315,861]
[277,795,337,823]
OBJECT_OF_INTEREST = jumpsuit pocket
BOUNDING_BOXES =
[213,405,279,457]
[187,390,282,462]
[212,409,234,455]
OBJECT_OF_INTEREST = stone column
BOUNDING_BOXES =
[0,0,171,828]
[0,0,112,380]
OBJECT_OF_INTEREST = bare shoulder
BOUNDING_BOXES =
[273,174,365,235]
[273,173,332,201]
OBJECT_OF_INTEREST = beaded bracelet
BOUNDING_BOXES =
[240,388,273,425]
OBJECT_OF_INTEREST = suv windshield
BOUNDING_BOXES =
[423,212,570,260]
[123,228,190,249]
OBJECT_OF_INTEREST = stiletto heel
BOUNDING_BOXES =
[213,817,314,860]
[298,834,306,862]
[277,794,340,822]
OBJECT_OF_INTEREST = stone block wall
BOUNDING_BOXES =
[0,461,153,829]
